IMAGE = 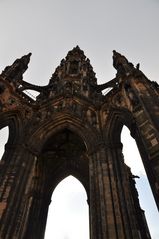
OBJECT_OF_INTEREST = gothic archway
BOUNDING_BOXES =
[23,126,90,239]
[44,175,89,239]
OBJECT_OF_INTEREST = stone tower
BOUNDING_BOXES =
[0,46,158,239]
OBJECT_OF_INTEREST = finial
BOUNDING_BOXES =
[66,46,85,61]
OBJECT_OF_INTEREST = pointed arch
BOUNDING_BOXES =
[0,111,24,146]
[36,127,90,198]
[23,121,92,238]
[27,113,100,154]
[104,107,135,147]
[44,175,89,239]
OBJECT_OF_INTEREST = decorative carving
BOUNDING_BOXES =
[68,60,79,75]
[113,50,134,76]
[0,82,5,94]
[124,82,139,107]
[34,46,102,101]
[1,53,32,82]
[0,47,157,239]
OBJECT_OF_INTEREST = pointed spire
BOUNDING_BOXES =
[1,53,32,82]
[66,45,86,61]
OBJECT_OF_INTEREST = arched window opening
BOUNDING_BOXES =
[44,175,89,239]
[0,126,9,160]
[121,126,159,239]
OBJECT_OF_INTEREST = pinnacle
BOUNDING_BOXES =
[75,45,80,49]
[27,52,32,57]
[1,52,32,81]
[66,46,86,60]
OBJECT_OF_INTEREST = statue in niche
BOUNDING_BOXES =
[72,102,77,113]
[83,77,88,91]
[65,81,72,94]
[68,60,79,75]
[0,82,5,94]
[124,82,139,106]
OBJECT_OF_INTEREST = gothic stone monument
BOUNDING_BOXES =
[0,46,159,239]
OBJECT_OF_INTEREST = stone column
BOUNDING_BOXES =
[89,144,149,239]
[0,145,37,239]
[125,76,159,210]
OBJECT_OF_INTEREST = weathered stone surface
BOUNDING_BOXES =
[0,47,158,239]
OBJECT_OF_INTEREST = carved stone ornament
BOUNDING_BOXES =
[0,47,158,239]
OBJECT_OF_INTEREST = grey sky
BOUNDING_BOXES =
[0,0,159,238]
[0,0,159,85]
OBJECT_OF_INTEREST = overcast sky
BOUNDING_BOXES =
[0,0,159,238]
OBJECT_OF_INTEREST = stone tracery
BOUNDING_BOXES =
[0,46,159,239]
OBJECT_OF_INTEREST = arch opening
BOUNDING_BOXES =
[28,128,90,238]
[0,126,9,160]
[40,128,89,195]
[121,126,159,239]
[44,175,90,239]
